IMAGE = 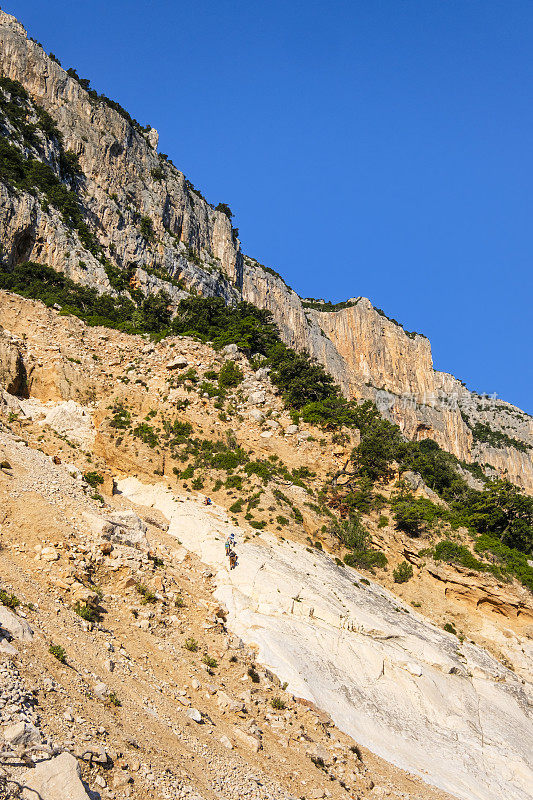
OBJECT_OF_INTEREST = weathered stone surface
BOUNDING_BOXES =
[120,476,533,800]
[233,726,262,752]
[166,356,189,370]
[0,331,27,396]
[21,752,93,800]
[2,720,40,746]
[84,510,148,550]
[0,607,33,641]
[216,690,244,713]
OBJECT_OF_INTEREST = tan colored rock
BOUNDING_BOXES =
[233,726,262,752]
[21,752,91,800]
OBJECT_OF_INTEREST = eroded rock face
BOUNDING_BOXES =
[0,330,27,396]
[0,9,531,490]
[0,10,241,302]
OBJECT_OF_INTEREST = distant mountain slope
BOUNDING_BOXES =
[0,9,531,490]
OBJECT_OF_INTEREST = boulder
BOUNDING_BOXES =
[0,607,33,641]
[166,356,189,370]
[248,390,266,406]
[220,734,234,749]
[233,726,262,752]
[217,691,244,713]
[71,583,99,607]
[2,721,41,747]
[222,344,239,357]
[186,707,202,723]
[21,752,93,800]
[85,510,148,550]
[306,742,331,766]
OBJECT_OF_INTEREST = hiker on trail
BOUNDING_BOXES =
[204,497,212,506]
[229,551,237,570]
[225,539,231,556]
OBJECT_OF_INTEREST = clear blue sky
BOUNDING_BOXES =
[4,0,532,413]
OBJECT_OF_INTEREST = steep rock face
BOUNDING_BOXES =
[0,10,241,299]
[0,9,532,490]
[241,268,533,490]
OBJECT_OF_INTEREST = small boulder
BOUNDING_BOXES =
[248,390,266,405]
[2,721,41,747]
[0,607,33,642]
[220,734,234,749]
[217,691,244,713]
[21,752,92,800]
[186,707,202,723]
[166,356,189,370]
[233,726,262,752]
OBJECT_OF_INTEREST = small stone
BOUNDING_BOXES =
[93,681,108,700]
[186,707,202,723]
[220,734,233,750]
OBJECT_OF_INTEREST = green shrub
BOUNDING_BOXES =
[215,202,233,218]
[108,692,122,707]
[136,583,156,604]
[109,403,131,429]
[199,380,220,397]
[226,474,243,490]
[474,535,533,591]
[83,471,104,488]
[247,666,260,683]
[140,216,155,241]
[443,622,458,636]
[202,654,218,669]
[393,561,413,583]
[0,590,20,609]
[49,644,66,663]
[73,601,99,622]
[229,500,243,513]
[218,360,243,388]
[344,549,387,571]
[184,637,199,652]
[391,493,443,537]
[133,423,159,448]
[433,540,485,571]
[271,697,286,710]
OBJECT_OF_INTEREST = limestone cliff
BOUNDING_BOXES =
[0,9,531,490]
